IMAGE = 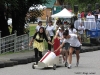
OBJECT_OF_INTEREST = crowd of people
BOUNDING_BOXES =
[29,20,83,69]
[78,9,100,21]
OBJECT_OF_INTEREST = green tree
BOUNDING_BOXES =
[0,0,10,37]
[0,0,49,37]
[9,0,49,36]
[58,0,100,11]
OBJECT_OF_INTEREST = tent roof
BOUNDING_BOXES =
[51,8,74,18]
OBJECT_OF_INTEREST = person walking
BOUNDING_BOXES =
[29,27,53,65]
[46,21,55,51]
[54,26,69,65]
[55,30,81,69]
[68,23,77,55]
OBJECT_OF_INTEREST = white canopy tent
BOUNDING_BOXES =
[51,8,74,18]
[51,8,74,30]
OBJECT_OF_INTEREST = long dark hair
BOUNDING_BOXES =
[38,27,46,38]
[63,29,69,36]
[70,23,75,31]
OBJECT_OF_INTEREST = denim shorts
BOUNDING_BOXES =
[64,43,70,50]
[60,42,70,50]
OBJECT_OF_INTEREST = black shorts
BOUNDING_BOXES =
[70,46,81,50]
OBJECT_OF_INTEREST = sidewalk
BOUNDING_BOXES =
[0,46,100,68]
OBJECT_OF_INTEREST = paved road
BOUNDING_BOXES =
[0,50,100,75]
[0,46,99,61]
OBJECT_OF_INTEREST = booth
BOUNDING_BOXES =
[51,8,74,18]
[51,8,74,29]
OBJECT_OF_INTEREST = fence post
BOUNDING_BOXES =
[28,31,30,50]
[0,31,1,38]
[0,31,1,54]
[14,30,17,52]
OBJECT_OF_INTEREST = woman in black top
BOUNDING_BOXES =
[29,27,53,64]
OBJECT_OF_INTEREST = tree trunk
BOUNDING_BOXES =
[11,10,26,36]
[11,0,28,36]
[0,5,10,37]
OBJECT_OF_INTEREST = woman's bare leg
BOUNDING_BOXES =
[75,50,80,66]
[68,47,74,68]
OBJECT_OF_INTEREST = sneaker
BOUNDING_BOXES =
[76,61,79,67]
[68,64,71,69]
[68,66,71,69]
[65,62,68,67]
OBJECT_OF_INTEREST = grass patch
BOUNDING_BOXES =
[29,23,46,36]
[29,25,36,36]
[83,34,90,43]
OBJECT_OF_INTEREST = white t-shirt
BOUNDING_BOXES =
[91,15,95,21]
[46,25,55,36]
[86,15,95,21]
[56,30,64,43]
[63,34,81,47]
[68,28,77,34]
[36,25,43,32]
[98,14,100,19]
[78,26,85,34]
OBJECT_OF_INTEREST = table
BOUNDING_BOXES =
[83,21,96,30]
[74,20,96,30]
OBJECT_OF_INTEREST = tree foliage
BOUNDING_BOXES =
[0,0,49,37]
[58,0,100,11]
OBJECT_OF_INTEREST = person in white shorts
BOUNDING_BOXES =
[55,30,81,69]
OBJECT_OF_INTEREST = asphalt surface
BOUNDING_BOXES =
[0,46,99,69]
[0,46,99,61]
[0,50,100,75]
[0,46,100,60]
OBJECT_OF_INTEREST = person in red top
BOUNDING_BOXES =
[81,11,85,18]
[87,11,92,16]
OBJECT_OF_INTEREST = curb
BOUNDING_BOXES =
[0,47,100,68]
[82,43,97,46]
[0,62,5,68]
[10,57,28,64]
[4,61,14,67]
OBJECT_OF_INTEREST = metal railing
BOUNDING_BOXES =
[0,31,33,54]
